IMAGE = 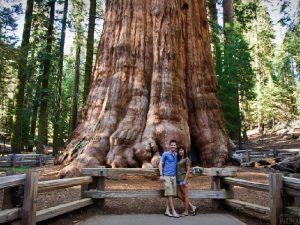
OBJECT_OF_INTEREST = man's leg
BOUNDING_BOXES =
[167,196,179,217]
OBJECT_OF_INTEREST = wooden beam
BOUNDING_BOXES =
[0,208,21,223]
[36,198,94,222]
[192,167,237,177]
[38,176,94,193]
[84,190,227,199]
[223,177,269,192]
[211,176,221,208]
[284,187,300,198]
[0,174,26,189]
[82,167,237,177]
[285,206,300,217]
[82,168,159,177]
[21,171,39,225]
[85,190,163,198]
[189,190,227,199]
[224,199,270,215]
[283,177,300,191]
[269,173,283,225]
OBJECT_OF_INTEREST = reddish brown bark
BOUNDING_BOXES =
[57,0,229,177]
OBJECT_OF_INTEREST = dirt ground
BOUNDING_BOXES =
[2,133,299,225]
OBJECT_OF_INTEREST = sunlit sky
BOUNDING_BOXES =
[10,0,300,50]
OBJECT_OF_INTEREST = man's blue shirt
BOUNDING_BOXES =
[161,151,177,176]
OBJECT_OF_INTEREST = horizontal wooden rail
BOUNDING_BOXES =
[0,208,21,223]
[189,190,228,199]
[285,206,300,217]
[0,174,26,189]
[283,177,300,191]
[82,167,238,177]
[222,177,269,192]
[38,176,94,193]
[224,199,270,215]
[0,199,94,224]
[82,168,159,177]
[284,187,300,197]
[85,190,163,198]
[36,198,94,222]
[84,190,228,199]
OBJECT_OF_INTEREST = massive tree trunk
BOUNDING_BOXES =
[57,0,229,177]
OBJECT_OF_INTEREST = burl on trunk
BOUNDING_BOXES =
[57,0,229,177]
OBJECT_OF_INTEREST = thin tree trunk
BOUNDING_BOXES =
[28,86,40,152]
[53,0,68,156]
[206,0,222,76]
[37,0,56,153]
[58,0,229,177]
[83,0,96,102]
[11,0,34,153]
[71,46,81,132]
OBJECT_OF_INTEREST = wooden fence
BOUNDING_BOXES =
[0,154,54,168]
[233,149,300,163]
[0,167,299,225]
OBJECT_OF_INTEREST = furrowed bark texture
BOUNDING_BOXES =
[58,0,229,177]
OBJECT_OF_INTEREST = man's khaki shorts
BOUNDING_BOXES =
[163,176,177,196]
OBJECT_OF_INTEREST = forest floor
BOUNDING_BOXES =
[1,132,299,225]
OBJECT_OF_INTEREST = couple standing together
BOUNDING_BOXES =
[159,140,198,218]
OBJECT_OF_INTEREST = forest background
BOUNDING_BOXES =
[0,0,299,156]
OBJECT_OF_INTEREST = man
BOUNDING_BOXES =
[159,140,179,218]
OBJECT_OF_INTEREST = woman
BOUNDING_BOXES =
[177,145,198,216]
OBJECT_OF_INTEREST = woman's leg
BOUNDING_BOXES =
[177,185,184,202]
[182,185,189,213]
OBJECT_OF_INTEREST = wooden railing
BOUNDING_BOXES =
[0,154,54,168]
[221,173,300,225]
[233,149,299,163]
[0,167,299,225]
[0,172,94,224]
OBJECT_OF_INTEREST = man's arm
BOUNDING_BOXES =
[159,158,164,180]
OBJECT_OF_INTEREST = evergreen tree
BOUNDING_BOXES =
[37,0,56,153]
[83,0,96,102]
[247,3,276,132]
[11,0,34,153]
[53,0,69,156]
[70,0,84,132]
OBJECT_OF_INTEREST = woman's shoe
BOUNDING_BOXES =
[180,212,189,217]
[191,206,199,216]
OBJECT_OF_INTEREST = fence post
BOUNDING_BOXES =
[12,154,16,167]
[95,166,105,209]
[246,150,250,162]
[211,174,221,209]
[21,171,39,225]
[272,149,278,158]
[221,177,234,199]
[269,173,283,225]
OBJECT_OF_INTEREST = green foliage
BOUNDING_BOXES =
[214,0,256,139]
[218,24,255,138]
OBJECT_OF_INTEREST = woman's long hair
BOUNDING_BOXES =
[177,145,187,161]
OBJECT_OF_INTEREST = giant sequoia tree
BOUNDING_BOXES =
[58,0,230,177]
